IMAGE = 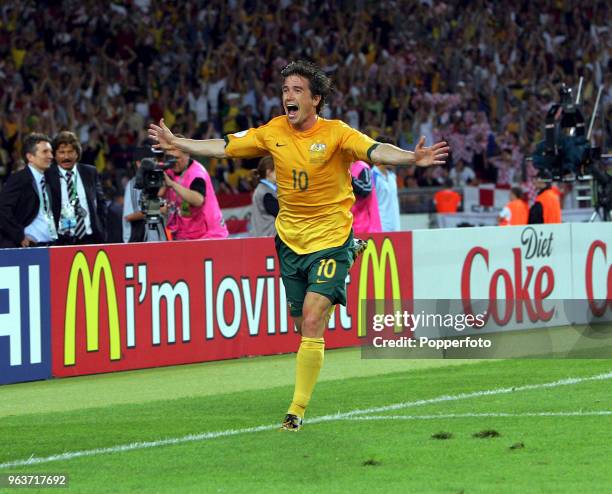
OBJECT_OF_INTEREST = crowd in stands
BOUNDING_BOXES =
[0,0,610,206]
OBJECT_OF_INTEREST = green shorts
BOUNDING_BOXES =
[275,232,354,317]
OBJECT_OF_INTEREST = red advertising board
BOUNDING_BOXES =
[50,233,413,377]
[570,223,612,318]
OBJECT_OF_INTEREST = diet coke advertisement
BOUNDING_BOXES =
[411,224,574,334]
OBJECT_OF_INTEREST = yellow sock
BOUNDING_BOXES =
[288,337,325,418]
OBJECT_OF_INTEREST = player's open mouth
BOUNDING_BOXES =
[286,103,299,118]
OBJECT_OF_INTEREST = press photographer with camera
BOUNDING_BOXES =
[162,137,228,240]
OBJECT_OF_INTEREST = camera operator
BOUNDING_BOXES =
[163,136,228,240]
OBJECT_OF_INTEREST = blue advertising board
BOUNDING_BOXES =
[0,248,51,385]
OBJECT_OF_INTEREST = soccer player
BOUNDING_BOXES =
[149,60,449,431]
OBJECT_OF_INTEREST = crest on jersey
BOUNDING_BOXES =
[233,130,248,138]
[309,142,327,163]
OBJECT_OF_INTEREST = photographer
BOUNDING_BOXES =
[163,137,228,240]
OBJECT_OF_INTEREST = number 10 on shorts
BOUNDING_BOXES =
[317,259,336,279]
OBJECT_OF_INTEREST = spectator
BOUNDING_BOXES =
[400,165,419,189]
[449,159,476,187]
[491,148,516,186]
[188,85,209,126]
[80,126,105,168]
[225,159,253,193]
[212,158,234,194]
[417,166,442,187]
[478,157,499,184]
[236,104,259,131]
[261,84,281,121]
[250,156,278,237]
[222,93,241,135]
[109,130,134,176]
[0,0,609,196]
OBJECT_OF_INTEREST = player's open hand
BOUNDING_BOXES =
[414,136,449,167]
[148,119,176,151]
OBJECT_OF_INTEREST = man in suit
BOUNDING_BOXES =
[0,133,58,248]
[46,131,107,244]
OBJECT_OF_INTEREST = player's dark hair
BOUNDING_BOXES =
[52,131,82,160]
[375,135,396,146]
[23,132,52,162]
[281,60,331,114]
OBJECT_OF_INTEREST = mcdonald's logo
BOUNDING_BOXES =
[357,238,403,337]
[64,251,121,366]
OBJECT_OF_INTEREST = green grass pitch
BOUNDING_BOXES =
[1,349,611,493]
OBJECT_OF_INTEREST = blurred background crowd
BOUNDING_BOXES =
[0,0,610,201]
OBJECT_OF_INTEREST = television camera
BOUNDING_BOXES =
[532,78,610,221]
[134,156,176,241]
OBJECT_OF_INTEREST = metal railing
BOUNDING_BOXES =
[398,187,448,214]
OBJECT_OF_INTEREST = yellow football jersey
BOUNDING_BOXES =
[225,116,378,254]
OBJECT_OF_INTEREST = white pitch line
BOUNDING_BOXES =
[306,370,612,423]
[0,424,280,470]
[346,411,612,421]
[1,370,611,469]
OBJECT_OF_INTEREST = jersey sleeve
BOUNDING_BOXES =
[338,122,379,163]
[224,127,268,158]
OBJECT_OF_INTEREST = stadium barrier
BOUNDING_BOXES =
[0,248,52,385]
[49,233,411,379]
[0,224,610,384]
[436,209,598,228]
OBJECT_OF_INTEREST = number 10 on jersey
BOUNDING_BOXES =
[292,169,309,191]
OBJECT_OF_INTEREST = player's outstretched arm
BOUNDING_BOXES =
[370,136,449,167]
[148,119,227,158]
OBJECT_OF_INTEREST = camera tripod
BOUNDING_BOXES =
[584,154,612,223]
[144,214,168,241]
[141,196,168,242]
[588,182,611,222]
